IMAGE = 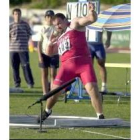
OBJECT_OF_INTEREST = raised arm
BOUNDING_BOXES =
[70,2,97,30]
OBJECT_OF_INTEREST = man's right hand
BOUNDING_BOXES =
[48,32,59,47]
[88,2,95,12]
[39,59,43,64]
[105,41,111,48]
[105,31,112,48]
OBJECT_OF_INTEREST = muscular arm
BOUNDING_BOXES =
[70,2,97,30]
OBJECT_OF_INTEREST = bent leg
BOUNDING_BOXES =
[37,83,63,123]
[79,60,104,116]
[46,61,75,110]
[46,84,62,110]
[85,82,103,114]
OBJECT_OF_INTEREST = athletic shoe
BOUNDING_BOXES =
[98,114,105,119]
[15,84,20,88]
[28,84,34,89]
[101,86,108,93]
[37,110,52,123]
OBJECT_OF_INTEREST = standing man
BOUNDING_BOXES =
[10,8,34,88]
[37,2,104,123]
[88,31,112,92]
[37,10,59,95]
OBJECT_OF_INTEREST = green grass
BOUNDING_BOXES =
[10,52,131,139]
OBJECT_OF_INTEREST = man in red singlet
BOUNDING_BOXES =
[37,2,105,123]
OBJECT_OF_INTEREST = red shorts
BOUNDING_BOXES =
[53,56,97,86]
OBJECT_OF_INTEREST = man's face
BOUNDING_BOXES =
[53,18,67,34]
[45,16,54,24]
[13,11,21,22]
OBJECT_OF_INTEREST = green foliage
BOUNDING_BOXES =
[49,0,62,8]
[10,0,31,6]
[10,0,131,9]
[29,0,66,9]
[101,0,130,4]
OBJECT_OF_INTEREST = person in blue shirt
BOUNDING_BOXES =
[88,31,112,93]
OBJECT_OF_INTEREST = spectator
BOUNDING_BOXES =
[37,10,59,95]
[10,8,34,88]
[88,31,112,92]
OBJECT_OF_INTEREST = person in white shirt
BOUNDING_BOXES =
[37,10,59,95]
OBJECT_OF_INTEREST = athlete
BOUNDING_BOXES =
[88,31,112,93]
[37,2,105,123]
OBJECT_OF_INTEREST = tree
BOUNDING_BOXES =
[10,0,31,6]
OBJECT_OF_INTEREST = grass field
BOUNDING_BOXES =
[10,52,131,139]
